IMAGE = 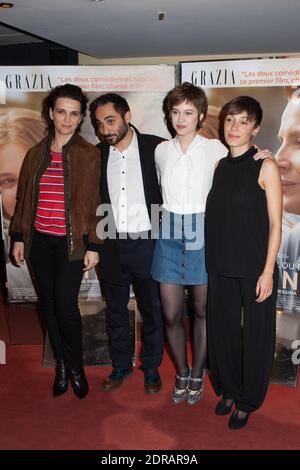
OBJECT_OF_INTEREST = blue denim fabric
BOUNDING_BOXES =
[151,210,207,285]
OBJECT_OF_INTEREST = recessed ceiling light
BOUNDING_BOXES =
[0,2,14,7]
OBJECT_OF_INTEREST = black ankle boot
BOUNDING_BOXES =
[69,365,89,400]
[53,360,69,397]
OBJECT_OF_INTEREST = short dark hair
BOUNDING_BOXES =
[89,93,130,134]
[163,82,208,134]
[220,96,263,126]
[42,83,88,134]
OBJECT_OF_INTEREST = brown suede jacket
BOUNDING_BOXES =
[10,133,102,261]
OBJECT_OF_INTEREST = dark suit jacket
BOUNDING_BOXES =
[97,126,164,285]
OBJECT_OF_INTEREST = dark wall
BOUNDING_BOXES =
[0,41,78,65]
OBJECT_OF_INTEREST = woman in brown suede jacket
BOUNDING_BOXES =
[10,84,101,400]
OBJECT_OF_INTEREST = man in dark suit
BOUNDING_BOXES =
[89,94,164,394]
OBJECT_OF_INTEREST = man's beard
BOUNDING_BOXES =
[101,120,129,146]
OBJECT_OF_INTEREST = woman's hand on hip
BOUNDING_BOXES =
[12,242,25,267]
[255,271,273,303]
[83,250,99,272]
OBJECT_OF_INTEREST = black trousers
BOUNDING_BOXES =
[207,270,278,413]
[29,230,84,368]
[103,237,164,371]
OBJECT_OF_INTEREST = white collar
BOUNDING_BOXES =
[173,133,206,155]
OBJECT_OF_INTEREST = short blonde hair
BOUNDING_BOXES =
[0,107,46,148]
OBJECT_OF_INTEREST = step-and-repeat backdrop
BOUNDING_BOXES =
[0,65,174,302]
[1,59,299,382]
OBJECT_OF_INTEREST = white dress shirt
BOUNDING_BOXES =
[107,130,151,233]
[155,134,228,214]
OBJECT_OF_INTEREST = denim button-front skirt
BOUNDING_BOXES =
[151,210,207,285]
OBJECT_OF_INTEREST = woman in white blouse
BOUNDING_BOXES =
[151,83,228,405]
[152,83,270,405]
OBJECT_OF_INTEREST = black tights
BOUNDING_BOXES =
[160,283,207,387]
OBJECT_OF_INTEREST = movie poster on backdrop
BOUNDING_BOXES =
[182,58,300,386]
[0,65,174,302]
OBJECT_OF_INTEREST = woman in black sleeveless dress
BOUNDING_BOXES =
[205,97,282,429]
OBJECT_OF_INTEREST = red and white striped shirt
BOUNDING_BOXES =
[34,151,67,236]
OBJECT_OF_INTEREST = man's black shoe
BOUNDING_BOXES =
[102,368,133,391]
[144,369,162,394]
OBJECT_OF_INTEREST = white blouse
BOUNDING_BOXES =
[155,134,228,214]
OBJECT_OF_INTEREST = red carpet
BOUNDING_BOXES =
[0,344,300,450]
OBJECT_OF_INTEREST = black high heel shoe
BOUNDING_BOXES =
[228,409,250,430]
[53,360,69,397]
[215,397,234,416]
[69,365,89,400]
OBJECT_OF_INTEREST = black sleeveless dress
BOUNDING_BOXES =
[205,146,269,279]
